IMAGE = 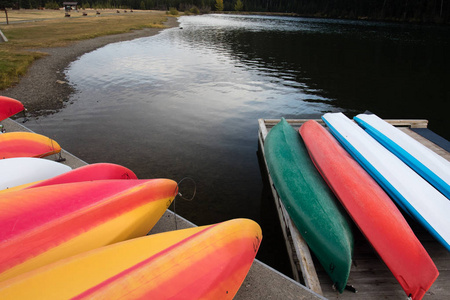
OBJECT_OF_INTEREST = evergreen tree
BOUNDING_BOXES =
[215,0,223,11]
[234,0,242,11]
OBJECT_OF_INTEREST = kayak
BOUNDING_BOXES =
[300,120,438,300]
[1,163,138,193]
[0,179,177,282]
[0,96,24,121]
[264,118,354,293]
[0,218,261,299]
[354,113,450,199]
[29,163,138,187]
[322,112,450,252]
[0,157,71,190]
[0,132,61,159]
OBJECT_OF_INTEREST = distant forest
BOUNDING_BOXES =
[13,0,450,23]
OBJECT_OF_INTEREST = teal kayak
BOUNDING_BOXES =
[264,118,354,292]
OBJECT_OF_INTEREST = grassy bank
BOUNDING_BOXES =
[0,9,170,90]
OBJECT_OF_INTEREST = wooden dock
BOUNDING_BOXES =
[258,118,450,299]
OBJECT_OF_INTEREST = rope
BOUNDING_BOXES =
[172,177,196,230]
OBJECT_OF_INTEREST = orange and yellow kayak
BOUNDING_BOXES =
[0,132,61,159]
[0,179,177,282]
[0,218,261,299]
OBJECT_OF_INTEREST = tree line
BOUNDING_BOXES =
[3,0,449,23]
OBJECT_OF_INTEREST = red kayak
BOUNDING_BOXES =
[0,96,24,121]
[27,163,138,189]
[300,120,438,300]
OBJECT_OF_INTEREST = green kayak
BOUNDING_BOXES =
[264,118,354,292]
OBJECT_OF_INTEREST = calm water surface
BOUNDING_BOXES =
[27,14,450,274]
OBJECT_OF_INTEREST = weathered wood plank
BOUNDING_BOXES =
[398,127,450,161]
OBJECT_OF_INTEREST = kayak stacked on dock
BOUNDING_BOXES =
[262,114,447,299]
[0,218,262,299]
[354,113,450,199]
[0,172,262,298]
[0,96,262,299]
[323,112,450,252]
[264,118,354,293]
[0,157,72,190]
[0,179,178,282]
[0,96,24,124]
[300,119,439,300]
[1,97,62,159]
[0,132,62,159]
[0,162,138,193]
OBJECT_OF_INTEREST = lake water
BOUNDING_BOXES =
[26,14,449,275]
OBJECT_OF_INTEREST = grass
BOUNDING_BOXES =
[0,9,171,90]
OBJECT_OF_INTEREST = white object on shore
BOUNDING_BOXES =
[354,113,450,199]
[0,29,7,42]
[322,112,450,252]
[0,157,71,190]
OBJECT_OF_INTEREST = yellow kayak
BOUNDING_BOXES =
[0,218,262,299]
[0,132,61,159]
[0,179,177,282]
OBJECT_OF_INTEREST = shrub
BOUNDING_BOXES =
[168,7,178,15]
[44,1,60,9]
[190,6,200,14]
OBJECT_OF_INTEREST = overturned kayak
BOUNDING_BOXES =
[1,162,139,193]
[300,120,438,300]
[264,118,354,293]
[0,218,261,299]
[354,113,450,199]
[0,96,24,122]
[0,179,177,282]
[0,157,71,190]
[322,112,450,252]
[0,132,61,159]
[29,163,138,188]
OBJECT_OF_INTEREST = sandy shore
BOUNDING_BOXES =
[1,16,179,116]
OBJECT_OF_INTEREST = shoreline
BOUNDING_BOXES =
[1,16,179,116]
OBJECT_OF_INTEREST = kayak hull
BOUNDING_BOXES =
[354,114,450,199]
[0,179,177,282]
[0,219,262,300]
[0,132,61,159]
[322,112,450,252]
[28,162,138,188]
[300,120,438,300]
[264,118,353,292]
[0,157,71,190]
[0,96,24,121]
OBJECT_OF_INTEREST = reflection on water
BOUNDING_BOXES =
[26,14,449,274]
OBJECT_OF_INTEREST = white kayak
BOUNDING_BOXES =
[0,158,72,190]
[322,112,450,252]
[354,113,450,199]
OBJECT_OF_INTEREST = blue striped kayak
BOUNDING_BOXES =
[322,112,450,252]
[354,114,450,199]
